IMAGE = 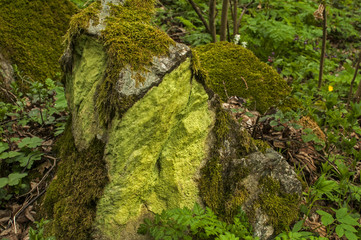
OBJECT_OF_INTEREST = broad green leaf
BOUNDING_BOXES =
[292,220,304,232]
[0,178,8,188]
[0,142,9,154]
[18,137,43,148]
[339,223,357,232]
[0,151,22,159]
[337,214,360,226]
[270,120,278,126]
[313,174,339,195]
[316,210,334,226]
[335,225,344,238]
[344,230,359,240]
[335,208,348,220]
[8,172,28,186]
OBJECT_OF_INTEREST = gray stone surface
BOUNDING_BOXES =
[236,148,302,239]
[88,0,125,36]
[115,43,190,96]
[0,52,14,87]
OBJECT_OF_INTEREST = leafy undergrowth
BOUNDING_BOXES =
[0,73,68,239]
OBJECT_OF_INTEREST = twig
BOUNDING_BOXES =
[0,86,18,106]
[241,76,248,89]
[222,80,229,99]
[83,0,91,7]
[236,0,254,34]
[186,0,211,34]
[12,189,46,234]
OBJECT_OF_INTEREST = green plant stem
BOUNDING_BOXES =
[347,51,361,106]
[318,3,327,89]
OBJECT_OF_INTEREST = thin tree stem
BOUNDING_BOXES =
[186,0,211,34]
[347,51,361,106]
[318,3,327,89]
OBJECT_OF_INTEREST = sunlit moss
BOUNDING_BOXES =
[193,42,291,113]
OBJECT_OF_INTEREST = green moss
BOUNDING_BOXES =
[95,0,175,125]
[95,59,214,239]
[254,139,270,153]
[42,124,108,239]
[0,0,77,82]
[193,42,291,113]
[259,176,300,233]
[63,1,101,49]
[198,102,253,220]
[66,35,106,149]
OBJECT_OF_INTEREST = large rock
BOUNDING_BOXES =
[42,0,302,239]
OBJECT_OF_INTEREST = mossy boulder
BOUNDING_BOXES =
[0,0,77,82]
[42,0,302,239]
[193,42,291,113]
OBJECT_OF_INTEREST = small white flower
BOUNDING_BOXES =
[233,34,240,44]
[241,41,247,48]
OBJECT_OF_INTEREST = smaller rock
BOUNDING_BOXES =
[232,148,302,239]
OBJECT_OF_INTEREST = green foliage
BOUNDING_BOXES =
[154,0,212,46]
[138,203,256,240]
[317,208,361,239]
[276,220,328,240]
[29,219,56,240]
[0,77,68,205]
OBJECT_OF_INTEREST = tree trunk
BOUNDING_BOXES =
[220,0,229,41]
[209,0,217,42]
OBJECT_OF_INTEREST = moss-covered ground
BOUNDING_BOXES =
[0,0,77,82]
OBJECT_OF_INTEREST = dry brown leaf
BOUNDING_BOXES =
[37,160,52,175]
[273,141,285,149]
[24,206,35,222]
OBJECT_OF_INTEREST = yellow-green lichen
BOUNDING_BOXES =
[193,42,291,113]
[258,176,300,233]
[0,0,77,82]
[95,59,214,239]
[95,0,175,125]
[66,35,106,149]
[42,124,108,239]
